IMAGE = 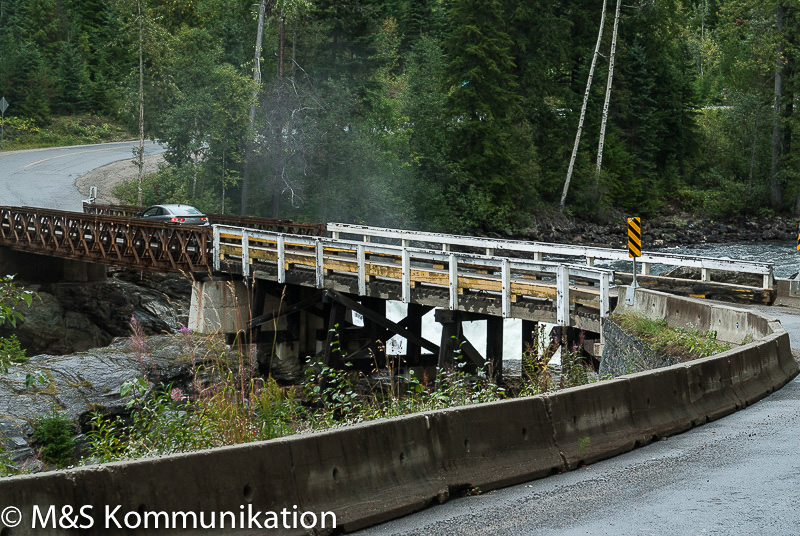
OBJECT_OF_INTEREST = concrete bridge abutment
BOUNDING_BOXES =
[188,278,250,335]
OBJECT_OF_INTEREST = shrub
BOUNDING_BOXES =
[33,408,75,468]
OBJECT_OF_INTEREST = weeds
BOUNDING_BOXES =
[613,313,731,361]
[84,318,596,464]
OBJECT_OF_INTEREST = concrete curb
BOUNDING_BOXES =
[0,288,797,535]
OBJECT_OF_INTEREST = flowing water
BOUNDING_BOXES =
[598,241,799,277]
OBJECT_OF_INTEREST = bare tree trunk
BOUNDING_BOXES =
[221,146,226,215]
[770,3,785,209]
[278,9,285,79]
[595,0,622,180]
[240,0,269,216]
[291,14,297,82]
[136,0,145,207]
[748,116,759,196]
[559,0,608,211]
[192,116,198,200]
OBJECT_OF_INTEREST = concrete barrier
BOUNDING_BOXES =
[626,365,694,442]
[288,415,444,532]
[545,378,638,468]
[429,397,563,492]
[0,287,797,535]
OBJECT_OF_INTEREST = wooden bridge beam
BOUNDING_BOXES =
[487,316,503,379]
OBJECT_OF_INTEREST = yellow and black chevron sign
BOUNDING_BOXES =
[797,221,800,251]
[628,217,641,258]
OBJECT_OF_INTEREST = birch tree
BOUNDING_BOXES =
[770,3,785,209]
[595,0,622,180]
[136,0,145,207]
[559,0,608,211]
[240,0,270,216]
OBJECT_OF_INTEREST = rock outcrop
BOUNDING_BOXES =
[0,334,233,472]
[0,270,192,356]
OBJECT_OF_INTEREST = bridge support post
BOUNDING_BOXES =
[323,300,347,368]
[258,286,302,374]
[361,297,387,363]
[438,319,462,370]
[188,279,249,335]
[522,320,538,356]
[487,316,503,379]
[406,303,426,364]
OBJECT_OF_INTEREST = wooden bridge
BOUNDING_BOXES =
[0,203,778,375]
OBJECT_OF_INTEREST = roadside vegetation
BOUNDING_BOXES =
[82,324,594,464]
[0,115,132,150]
[613,312,732,361]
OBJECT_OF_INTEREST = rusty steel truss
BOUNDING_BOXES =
[0,206,212,273]
[82,202,325,236]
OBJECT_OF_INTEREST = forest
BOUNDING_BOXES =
[0,0,798,233]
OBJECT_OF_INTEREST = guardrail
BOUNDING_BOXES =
[0,205,211,272]
[83,202,325,236]
[328,223,775,289]
[214,225,615,323]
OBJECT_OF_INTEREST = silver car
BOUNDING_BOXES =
[136,204,210,225]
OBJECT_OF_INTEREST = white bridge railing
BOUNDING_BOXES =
[328,223,775,289]
[214,225,614,325]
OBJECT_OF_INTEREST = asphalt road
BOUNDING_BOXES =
[0,141,164,211]
[357,307,800,536]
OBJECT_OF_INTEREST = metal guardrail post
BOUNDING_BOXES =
[315,239,324,289]
[449,254,458,310]
[600,271,610,318]
[501,258,510,318]
[402,248,411,303]
[557,265,569,325]
[213,226,221,271]
[357,244,366,295]
[277,235,286,283]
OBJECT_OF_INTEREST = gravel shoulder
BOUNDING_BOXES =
[74,153,164,205]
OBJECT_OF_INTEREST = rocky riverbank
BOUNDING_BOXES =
[517,212,799,249]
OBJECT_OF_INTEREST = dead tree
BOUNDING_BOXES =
[559,0,608,211]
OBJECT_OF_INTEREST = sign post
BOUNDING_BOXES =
[792,222,800,297]
[0,97,8,149]
[626,217,641,305]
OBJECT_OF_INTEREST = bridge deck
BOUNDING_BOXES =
[216,228,614,331]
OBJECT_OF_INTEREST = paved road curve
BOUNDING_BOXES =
[357,307,800,536]
[0,141,164,211]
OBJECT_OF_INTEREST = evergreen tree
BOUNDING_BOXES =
[443,0,533,230]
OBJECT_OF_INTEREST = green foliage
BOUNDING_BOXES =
[0,275,35,329]
[520,324,592,395]
[0,335,27,371]
[33,407,75,468]
[0,439,14,476]
[614,312,732,361]
[0,114,131,150]
[3,0,800,226]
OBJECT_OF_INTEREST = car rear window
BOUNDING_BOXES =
[183,207,203,215]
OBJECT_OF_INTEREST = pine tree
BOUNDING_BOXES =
[443,0,531,230]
